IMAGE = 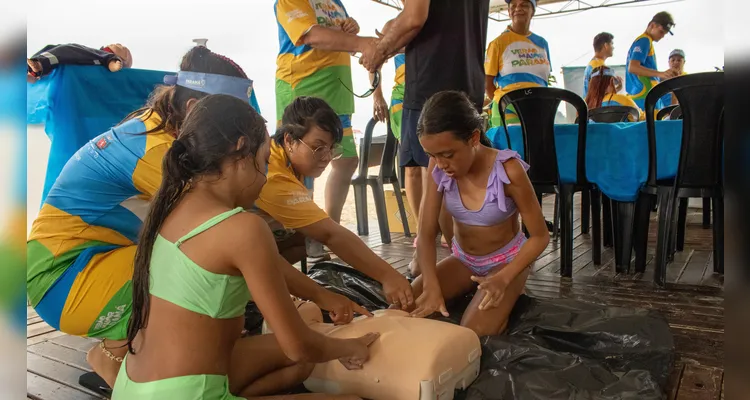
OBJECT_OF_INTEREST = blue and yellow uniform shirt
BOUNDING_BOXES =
[274,0,356,157]
[390,54,406,140]
[485,26,551,126]
[626,33,664,109]
[27,111,172,339]
[583,57,606,97]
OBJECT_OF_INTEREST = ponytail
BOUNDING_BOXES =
[126,140,191,354]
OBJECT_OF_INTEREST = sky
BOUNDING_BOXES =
[26,0,724,137]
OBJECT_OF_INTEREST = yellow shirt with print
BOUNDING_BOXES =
[255,140,329,236]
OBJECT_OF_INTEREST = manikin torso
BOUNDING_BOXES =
[264,301,481,400]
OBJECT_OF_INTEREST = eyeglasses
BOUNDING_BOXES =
[338,70,381,98]
[298,140,344,161]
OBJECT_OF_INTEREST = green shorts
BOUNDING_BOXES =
[490,101,520,128]
[338,114,356,158]
[112,356,245,400]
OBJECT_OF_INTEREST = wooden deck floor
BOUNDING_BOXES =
[27,195,724,399]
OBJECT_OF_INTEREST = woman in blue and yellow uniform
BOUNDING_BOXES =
[585,66,645,121]
[26,46,258,388]
[484,0,552,127]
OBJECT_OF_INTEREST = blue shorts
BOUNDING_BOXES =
[399,107,429,168]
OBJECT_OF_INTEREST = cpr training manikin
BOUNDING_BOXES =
[263,300,481,400]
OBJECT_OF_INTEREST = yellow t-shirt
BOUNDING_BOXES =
[254,140,329,240]
[602,93,646,121]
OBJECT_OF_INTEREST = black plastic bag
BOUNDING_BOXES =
[462,335,665,400]
[307,262,391,312]
[505,295,675,388]
[462,294,674,400]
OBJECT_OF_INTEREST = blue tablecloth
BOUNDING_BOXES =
[27,65,263,206]
[486,120,683,202]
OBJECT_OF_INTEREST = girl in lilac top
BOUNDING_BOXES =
[407,91,550,337]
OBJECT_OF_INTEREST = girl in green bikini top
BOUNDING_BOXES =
[116,94,378,400]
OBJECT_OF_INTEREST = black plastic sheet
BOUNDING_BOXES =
[252,262,676,399]
[461,295,674,400]
[307,262,393,312]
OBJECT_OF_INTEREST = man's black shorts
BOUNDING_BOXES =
[398,107,429,168]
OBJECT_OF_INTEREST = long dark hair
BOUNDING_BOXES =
[273,96,342,146]
[418,91,492,147]
[126,94,268,354]
[120,45,248,136]
[585,67,616,110]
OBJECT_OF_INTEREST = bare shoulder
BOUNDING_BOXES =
[215,211,275,249]
[503,158,531,187]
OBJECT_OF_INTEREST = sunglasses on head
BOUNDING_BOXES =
[338,70,381,98]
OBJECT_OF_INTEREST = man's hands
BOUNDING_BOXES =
[341,17,360,35]
[381,272,414,310]
[373,91,388,122]
[360,38,388,73]
[316,290,373,325]
[658,69,679,80]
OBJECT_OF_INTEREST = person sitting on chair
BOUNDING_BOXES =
[407,91,549,337]
[254,96,415,311]
[585,66,645,121]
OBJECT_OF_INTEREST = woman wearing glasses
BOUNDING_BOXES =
[254,96,415,311]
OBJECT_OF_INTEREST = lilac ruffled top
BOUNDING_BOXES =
[432,149,530,227]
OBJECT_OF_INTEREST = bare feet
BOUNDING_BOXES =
[86,340,127,388]
[408,250,421,278]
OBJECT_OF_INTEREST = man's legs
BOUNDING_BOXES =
[399,107,431,276]
[404,166,425,229]
[324,115,358,224]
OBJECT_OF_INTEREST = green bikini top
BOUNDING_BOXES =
[149,207,251,319]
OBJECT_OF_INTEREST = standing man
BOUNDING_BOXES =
[274,0,374,261]
[625,11,678,109]
[359,0,488,275]
[583,32,614,97]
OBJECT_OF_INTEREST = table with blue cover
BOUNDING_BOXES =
[27,65,263,206]
[486,120,684,271]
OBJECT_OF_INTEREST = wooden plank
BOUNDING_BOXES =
[523,278,724,313]
[27,331,66,346]
[679,250,711,286]
[27,321,56,339]
[27,342,92,372]
[27,371,101,400]
[529,279,724,311]
[28,316,44,325]
[27,352,104,399]
[699,253,723,288]
[677,364,722,400]
[51,335,98,353]
[667,362,685,400]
